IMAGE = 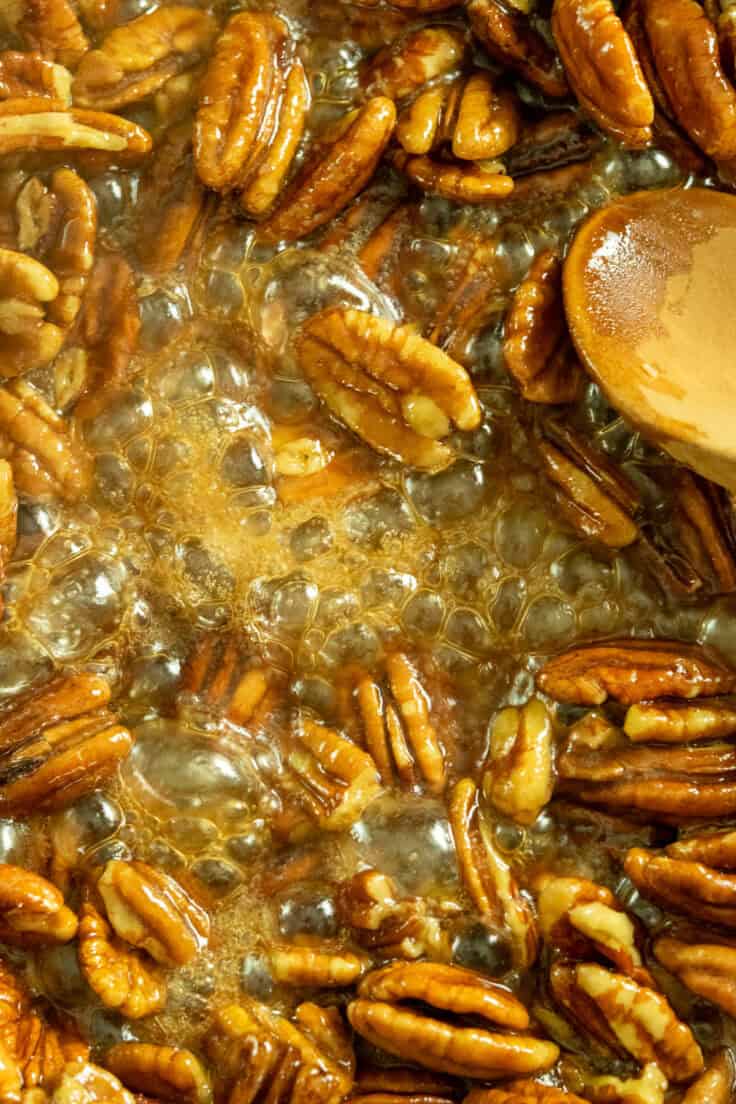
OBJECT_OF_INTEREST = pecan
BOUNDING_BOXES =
[73,6,217,111]
[654,935,736,1016]
[0,99,152,159]
[0,248,63,377]
[181,633,271,727]
[566,1063,668,1104]
[624,700,736,743]
[361,26,466,100]
[0,460,16,607]
[0,381,91,499]
[552,0,653,147]
[466,1087,587,1104]
[672,469,736,594]
[0,51,71,104]
[260,97,396,242]
[73,253,140,420]
[396,74,521,161]
[354,1067,459,1097]
[625,843,736,928]
[7,0,88,67]
[0,671,132,815]
[537,640,736,705]
[16,169,97,330]
[77,903,166,1020]
[339,869,453,960]
[294,1002,355,1080]
[448,778,538,968]
[503,111,601,178]
[394,151,514,203]
[105,1044,211,1104]
[483,698,555,826]
[428,235,503,364]
[270,946,369,988]
[680,1051,735,1104]
[195,12,310,216]
[0,864,76,946]
[502,252,583,405]
[0,1039,21,1104]
[136,123,211,275]
[97,860,210,967]
[205,999,353,1104]
[536,422,640,548]
[642,0,736,159]
[466,0,568,98]
[296,307,481,472]
[9,1017,88,1093]
[353,652,447,793]
[51,1061,136,1104]
[348,962,558,1079]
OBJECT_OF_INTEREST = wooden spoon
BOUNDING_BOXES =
[563,186,736,492]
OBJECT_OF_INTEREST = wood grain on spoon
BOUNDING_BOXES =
[563,187,736,491]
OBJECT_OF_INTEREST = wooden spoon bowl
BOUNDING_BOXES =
[563,186,736,491]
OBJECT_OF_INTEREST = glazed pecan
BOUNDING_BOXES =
[270,946,369,988]
[0,461,16,613]
[466,0,568,98]
[466,1087,586,1104]
[98,860,210,967]
[105,1044,211,1104]
[394,151,514,202]
[73,253,140,420]
[0,671,132,815]
[502,252,583,405]
[672,469,736,594]
[9,1016,89,1093]
[77,904,166,1019]
[16,169,97,330]
[552,0,653,147]
[503,111,600,178]
[536,422,640,549]
[0,51,71,103]
[537,639,736,705]
[339,869,454,960]
[349,962,558,1079]
[654,935,736,1016]
[0,1039,21,1104]
[361,26,466,100]
[428,235,503,365]
[680,1051,735,1104]
[0,381,91,499]
[0,100,152,158]
[296,307,481,472]
[195,12,310,215]
[352,651,447,793]
[625,841,736,928]
[51,1060,136,1104]
[6,0,88,67]
[354,1067,458,1097]
[0,864,76,946]
[0,248,63,377]
[260,97,396,242]
[565,1063,667,1104]
[72,6,217,111]
[181,633,271,727]
[448,778,538,968]
[642,0,736,159]
[624,699,736,742]
[483,698,555,826]
[396,73,521,161]
[205,999,353,1104]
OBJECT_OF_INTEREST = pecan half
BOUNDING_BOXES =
[396,73,521,161]
[537,640,736,705]
[0,248,63,377]
[483,698,555,827]
[672,469,736,594]
[78,903,167,1019]
[642,0,736,159]
[654,935,736,1016]
[503,111,601,177]
[105,1044,211,1104]
[51,1060,136,1104]
[0,51,71,103]
[72,6,217,111]
[296,307,481,472]
[394,151,514,202]
[270,946,369,988]
[624,699,736,743]
[349,961,558,1079]
[0,864,77,946]
[339,869,454,960]
[0,671,132,815]
[552,0,653,147]
[73,253,140,420]
[361,26,466,100]
[502,252,583,405]
[466,0,568,98]
[625,843,736,928]
[8,0,88,67]
[181,633,271,727]
[0,381,91,499]
[0,100,152,159]
[97,860,210,966]
[536,422,640,548]
[260,97,396,242]
[448,778,538,968]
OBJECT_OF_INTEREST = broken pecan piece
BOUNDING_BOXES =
[78,903,166,1019]
[50,1060,136,1104]
[361,26,466,100]
[537,639,736,705]
[466,1087,586,1104]
[98,860,210,967]
[7,0,88,67]
[483,698,555,826]
[270,946,369,988]
[181,633,271,727]
[394,151,514,203]
[654,935,736,1016]
[625,842,736,928]
[448,778,537,968]
[0,671,132,815]
[105,1044,211,1104]
[0,864,76,946]
[624,699,736,742]
[349,962,558,1079]
[0,248,63,377]
[0,51,71,103]
[466,0,568,98]
[0,99,152,159]
[0,461,16,618]
[552,0,654,147]
[0,381,91,499]
[72,6,217,111]
[339,869,453,960]
[297,307,481,472]
[502,252,583,405]
[260,97,396,242]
